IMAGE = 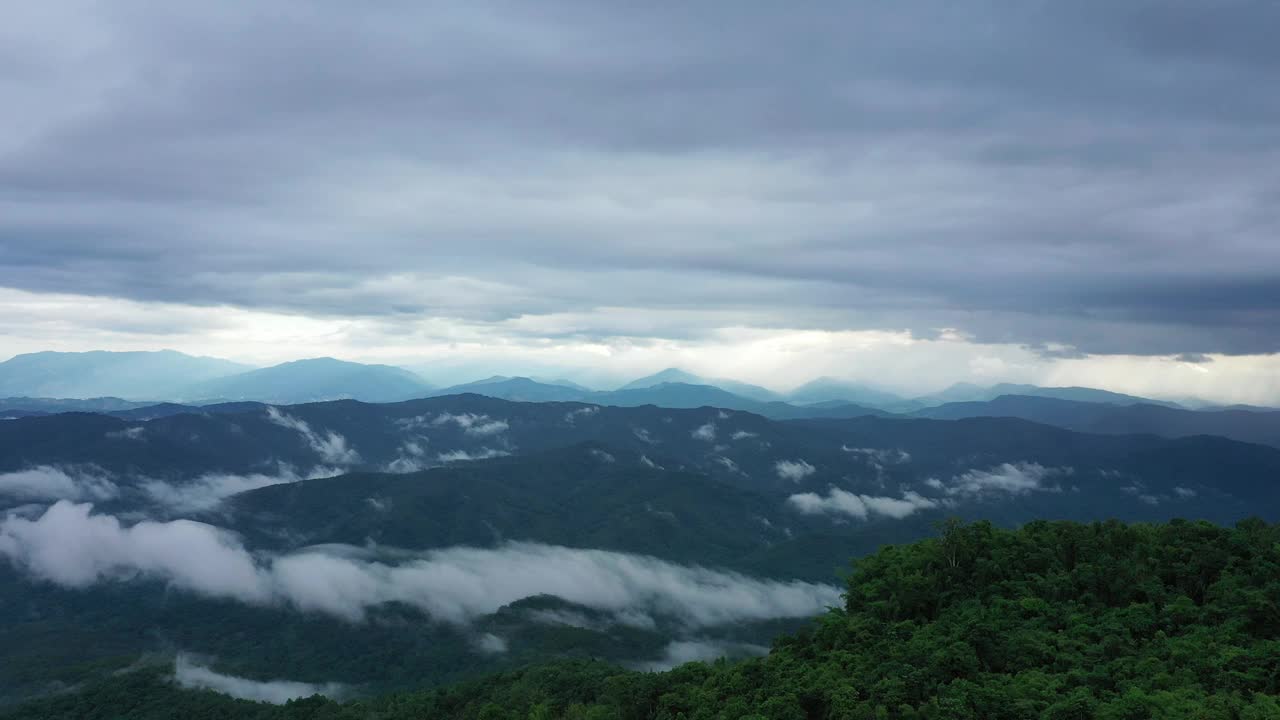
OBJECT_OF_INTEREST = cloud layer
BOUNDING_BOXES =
[174,655,346,704]
[0,502,841,628]
[266,408,360,465]
[774,460,816,482]
[788,488,939,520]
[141,468,318,513]
[0,501,270,602]
[3,0,1279,367]
[431,413,510,437]
[934,462,1070,497]
[0,467,119,503]
[0,463,323,514]
[636,639,770,672]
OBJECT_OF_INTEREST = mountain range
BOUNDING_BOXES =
[4,395,1276,538]
[0,350,250,399]
[619,367,782,402]
[0,353,436,406]
[916,394,1280,449]
[1,387,1279,705]
[916,381,1185,408]
[6,351,1280,451]
[179,357,435,404]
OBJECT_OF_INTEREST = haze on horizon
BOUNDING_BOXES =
[3,2,1279,404]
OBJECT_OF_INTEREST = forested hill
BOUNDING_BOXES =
[8,519,1279,720]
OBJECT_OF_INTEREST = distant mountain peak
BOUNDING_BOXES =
[0,349,253,401]
[178,358,433,404]
[787,377,906,409]
[620,368,704,390]
[618,368,780,402]
[430,376,590,402]
[914,382,1182,409]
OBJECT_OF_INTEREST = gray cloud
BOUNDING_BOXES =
[434,448,511,464]
[1,502,840,627]
[141,467,318,513]
[711,456,741,474]
[431,412,509,437]
[937,462,1071,497]
[787,488,940,520]
[2,2,1278,356]
[635,639,769,672]
[0,501,271,603]
[269,544,840,626]
[564,406,599,423]
[266,407,360,465]
[691,423,716,442]
[1120,481,1161,506]
[0,464,318,514]
[174,655,347,703]
[383,440,430,473]
[774,459,816,482]
[472,633,508,655]
[106,427,146,441]
[842,447,912,466]
[0,466,119,503]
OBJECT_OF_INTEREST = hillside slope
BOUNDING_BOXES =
[7,519,1279,719]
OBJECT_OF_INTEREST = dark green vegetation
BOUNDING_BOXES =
[5,395,1278,515]
[7,519,1280,719]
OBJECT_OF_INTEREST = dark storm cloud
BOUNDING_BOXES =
[1,0,1278,354]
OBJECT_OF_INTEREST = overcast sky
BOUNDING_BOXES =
[2,2,1278,401]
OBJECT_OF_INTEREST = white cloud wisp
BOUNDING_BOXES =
[174,655,347,703]
[787,488,940,520]
[0,502,841,629]
[0,466,120,503]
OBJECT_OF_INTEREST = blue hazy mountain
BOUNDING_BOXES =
[530,376,594,392]
[915,382,1182,408]
[913,394,1280,448]
[178,357,434,404]
[619,368,781,402]
[786,377,914,410]
[0,350,250,400]
[0,396,156,414]
[590,382,887,419]
[430,376,588,402]
[425,378,885,420]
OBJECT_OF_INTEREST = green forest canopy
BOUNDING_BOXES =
[7,518,1279,719]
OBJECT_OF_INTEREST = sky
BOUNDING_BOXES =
[2,2,1279,402]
